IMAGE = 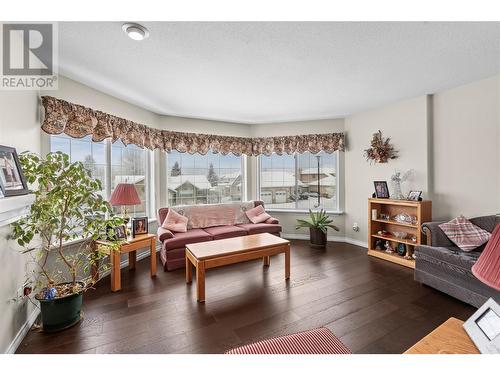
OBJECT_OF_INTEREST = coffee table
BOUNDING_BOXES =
[185,233,290,302]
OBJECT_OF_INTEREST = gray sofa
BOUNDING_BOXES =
[414,215,500,308]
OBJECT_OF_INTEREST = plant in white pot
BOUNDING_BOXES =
[296,209,339,248]
[11,151,124,332]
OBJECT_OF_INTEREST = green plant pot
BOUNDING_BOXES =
[310,227,327,248]
[35,282,84,332]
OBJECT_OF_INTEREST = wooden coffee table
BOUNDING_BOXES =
[185,233,290,302]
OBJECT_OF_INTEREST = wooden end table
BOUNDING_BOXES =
[95,233,157,292]
[404,317,480,354]
[185,233,290,303]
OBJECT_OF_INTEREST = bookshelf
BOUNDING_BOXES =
[368,198,432,269]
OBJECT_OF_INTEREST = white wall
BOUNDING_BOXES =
[431,75,500,219]
[344,96,430,245]
[0,90,40,353]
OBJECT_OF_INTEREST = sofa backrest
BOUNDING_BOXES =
[157,201,264,226]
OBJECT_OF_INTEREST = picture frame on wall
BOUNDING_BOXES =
[373,181,390,199]
[132,217,148,237]
[407,190,422,201]
[0,145,29,197]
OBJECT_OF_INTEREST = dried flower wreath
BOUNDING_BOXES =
[364,130,398,163]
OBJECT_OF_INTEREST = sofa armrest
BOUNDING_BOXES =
[157,227,174,242]
[265,217,279,224]
[422,221,453,247]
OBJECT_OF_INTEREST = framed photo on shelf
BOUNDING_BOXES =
[0,145,29,197]
[373,181,390,199]
[132,217,148,237]
[407,190,422,201]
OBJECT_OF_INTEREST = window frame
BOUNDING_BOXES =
[46,134,154,218]
[257,150,342,214]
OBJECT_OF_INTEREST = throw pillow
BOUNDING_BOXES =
[245,205,271,224]
[162,209,188,233]
[439,215,491,252]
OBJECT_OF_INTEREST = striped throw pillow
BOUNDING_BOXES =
[439,215,491,252]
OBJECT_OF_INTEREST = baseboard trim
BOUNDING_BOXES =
[5,304,40,354]
[281,233,368,249]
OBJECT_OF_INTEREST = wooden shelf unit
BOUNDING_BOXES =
[368,198,432,269]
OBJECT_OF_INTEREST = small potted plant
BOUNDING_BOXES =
[11,152,124,332]
[296,209,339,248]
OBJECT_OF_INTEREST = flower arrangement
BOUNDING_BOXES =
[364,130,398,163]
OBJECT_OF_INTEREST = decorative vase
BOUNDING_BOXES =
[309,227,327,248]
[35,281,84,332]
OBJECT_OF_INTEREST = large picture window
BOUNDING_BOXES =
[49,134,150,216]
[259,151,339,211]
[166,151,243,206]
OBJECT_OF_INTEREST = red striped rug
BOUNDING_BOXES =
[226,327,351,354]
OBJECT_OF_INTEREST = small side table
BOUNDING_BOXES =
[404,317,480,354]
[95,233,157,292]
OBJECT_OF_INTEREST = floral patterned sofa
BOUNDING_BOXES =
[157,200,281,271]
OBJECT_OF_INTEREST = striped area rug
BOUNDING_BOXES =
[226,327,351,354]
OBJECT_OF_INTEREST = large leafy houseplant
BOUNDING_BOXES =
[11,151,124,331]
[296,209,339,248]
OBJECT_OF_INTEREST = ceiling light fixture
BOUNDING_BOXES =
[122,23,149,41]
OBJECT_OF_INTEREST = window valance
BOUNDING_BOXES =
[41,96,345,156]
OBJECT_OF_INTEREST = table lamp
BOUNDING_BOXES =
[109,183,141,222]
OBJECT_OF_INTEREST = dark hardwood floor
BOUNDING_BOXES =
[17,240,475,354]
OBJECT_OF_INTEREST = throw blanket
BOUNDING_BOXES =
[171,201,255,229]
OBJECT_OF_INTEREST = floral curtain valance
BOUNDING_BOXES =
[41,96,345,156]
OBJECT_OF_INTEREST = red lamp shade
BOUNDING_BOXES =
[472,222,500,291]
[109,183,141,206]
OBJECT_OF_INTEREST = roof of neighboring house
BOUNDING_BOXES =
[218,172,241,186]
[168,175,211,190]
[307,175,336,186]
[300,167,336,176]
[260,171,306,188]
[113,175,145,185]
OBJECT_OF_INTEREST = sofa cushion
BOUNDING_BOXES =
[162,209,189,233]
[245,205,271,224]
[237,223,282,235]
[439,215,491,252]
[163,229,212,250]
[265,217,279,224]
[203,225,248,240]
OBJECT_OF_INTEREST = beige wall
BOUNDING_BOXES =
[0,90,40,353]
[344,96,430,245]
[431,75,500,219]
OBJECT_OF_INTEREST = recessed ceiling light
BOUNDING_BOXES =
[122,23,149,41]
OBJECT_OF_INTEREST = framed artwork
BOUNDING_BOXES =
[373,181,390,199]
[463,298,500,353]
[108,225,127,240]
[407,190,422,201]
[0,145,29,197]
[132,217,148,237]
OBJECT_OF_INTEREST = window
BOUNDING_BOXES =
[166,150,243,206]
[49,134,151,216]
[259,151,339,211]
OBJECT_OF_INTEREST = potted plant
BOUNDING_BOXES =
[296,209,339,248]
[11,151,124,332]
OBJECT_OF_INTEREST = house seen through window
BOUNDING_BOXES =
[167,150,243,206]
[259,151,338,211]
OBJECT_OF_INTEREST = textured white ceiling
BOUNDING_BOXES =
[59,22,500,124]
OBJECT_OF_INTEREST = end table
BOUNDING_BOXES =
[94,233,157,292]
